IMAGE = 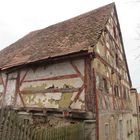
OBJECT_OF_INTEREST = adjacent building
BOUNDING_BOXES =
[0,3,139,140]
[130,88,139,140]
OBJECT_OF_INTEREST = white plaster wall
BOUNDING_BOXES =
[16,59,85,110]
[21,78,83,90]
[99,113,135,140]
[0,85,3,93]
[4,72,17,106]
[0,84,3,105]
[24,60,84,81]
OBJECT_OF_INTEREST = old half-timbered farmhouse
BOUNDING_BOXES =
[0,3,139,140]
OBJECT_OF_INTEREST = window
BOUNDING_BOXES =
[123,87,126,99]
[130,120,132,133]
[123,87,130,100]
[118,120,123,140]
[103,78,109,93]
[127,120,129,135]
[113,25,117,39]
[98,75,103,90]
[115,53,119,67]
[127,120,133,137]
[114,85,119,97]
[126,89,130,100]
[96,75,100,88]
[105,123,110,140]
[98,75,109,94]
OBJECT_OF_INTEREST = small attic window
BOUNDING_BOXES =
[113,26,117,39]
[114,85,119,97]
[123,87,126,99]
[115,53,119,67]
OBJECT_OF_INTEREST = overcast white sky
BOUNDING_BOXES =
[0,0,140,91]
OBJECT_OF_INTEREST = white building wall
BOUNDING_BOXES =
[0,59,86,111]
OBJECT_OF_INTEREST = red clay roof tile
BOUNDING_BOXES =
[0,3,114,70]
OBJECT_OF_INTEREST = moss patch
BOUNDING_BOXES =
[59,93,73,108]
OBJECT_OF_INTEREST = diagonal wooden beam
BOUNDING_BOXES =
[69,84,85,106]
[19,69,29,86]
[73,84,85,102]
[15,71,26,107]
[18,91,26,107]
[70,61,84,82]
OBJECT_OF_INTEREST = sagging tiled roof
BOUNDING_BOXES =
[0,3,114,70]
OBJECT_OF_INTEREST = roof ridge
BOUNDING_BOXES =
[42,2,115,30]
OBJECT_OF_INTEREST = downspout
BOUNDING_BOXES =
[93,67,99,140]
[136,92,140,139]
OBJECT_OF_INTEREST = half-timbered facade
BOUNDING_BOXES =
[92,7,138,140]
[0,3,138,140]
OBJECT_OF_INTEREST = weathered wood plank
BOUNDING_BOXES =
[0,107,86,140]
